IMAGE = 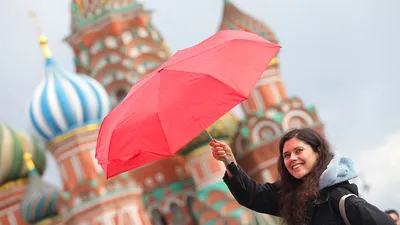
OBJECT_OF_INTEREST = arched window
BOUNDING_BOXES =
[186,196,198,225]
[151,209,167,225]
[170,203,184,225]
[116,89,128,103]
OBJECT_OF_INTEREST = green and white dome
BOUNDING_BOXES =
[0,123,46,185]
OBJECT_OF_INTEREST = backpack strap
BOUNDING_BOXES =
[329,185,357,225]
[338,193,357,225]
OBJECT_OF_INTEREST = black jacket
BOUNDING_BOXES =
[223,162,395,225]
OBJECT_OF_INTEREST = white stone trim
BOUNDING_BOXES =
[282,110,314,131]
[251,120,281,143]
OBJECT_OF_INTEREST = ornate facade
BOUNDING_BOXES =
[0,0,324,224]
[66,0,171,108]
[221,0,325,185]
[0,124,48,225]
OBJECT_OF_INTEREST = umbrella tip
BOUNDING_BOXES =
[158,67,163,72]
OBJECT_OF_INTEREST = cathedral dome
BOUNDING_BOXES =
[19,153,60,224]
[28,35,110,142]
[0,123,46,185]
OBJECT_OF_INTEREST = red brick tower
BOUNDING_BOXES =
[220,0,286,116]
[66,0,171,108]
[27,12,152,224]
[220,0,324,185]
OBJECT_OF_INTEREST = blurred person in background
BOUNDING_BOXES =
[385,210,399,225]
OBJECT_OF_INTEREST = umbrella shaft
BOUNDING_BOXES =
[204,130,214,142]
[203,130,231,165]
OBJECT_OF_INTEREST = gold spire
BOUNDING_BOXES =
[29,11,52,59]
[23,152,36,171]
[269,57,279,66]
[162,40,172,58]
[75,0,83,13]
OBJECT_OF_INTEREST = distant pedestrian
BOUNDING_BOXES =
[385,209,399,225]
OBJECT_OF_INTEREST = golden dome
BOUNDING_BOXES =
[179,111,239,156]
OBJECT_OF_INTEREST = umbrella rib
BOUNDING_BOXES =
[154,72,173,156]
[204,72,248,102]
[163,41,229,70]
[156,112,173,156]
[163,38,276,71]
[163,68,248,97]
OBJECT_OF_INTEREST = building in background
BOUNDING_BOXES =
[0,0,324,224]
[66,0,171,108]
[0,123,50,224]
[220,0,324,185]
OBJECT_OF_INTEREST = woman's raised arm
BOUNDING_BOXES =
[211,139,280,216]
[222,162,280,216]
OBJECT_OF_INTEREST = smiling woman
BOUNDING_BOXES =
[277,129,335,224]
[211,128,395,225]
[281,135,319,179]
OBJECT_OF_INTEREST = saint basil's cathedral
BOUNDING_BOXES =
[0,0,324,224]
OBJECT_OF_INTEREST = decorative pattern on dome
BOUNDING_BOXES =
[19,153,60,224]
[219,0,278,44]
[70,0,145,31]
[68,15,171,109]
[67,0,171,107]
[179,112,239,156]
[28,33,110,142]
[0,123,46,185]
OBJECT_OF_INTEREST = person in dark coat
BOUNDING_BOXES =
[211,128,394,225]
[385,209,400,225]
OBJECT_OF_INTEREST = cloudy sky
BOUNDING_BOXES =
[1,0,399,210]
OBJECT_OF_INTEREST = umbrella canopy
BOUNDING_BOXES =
[96,30,280,178]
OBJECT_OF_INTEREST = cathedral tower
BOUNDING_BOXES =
[219,0,324,186]
[0,123,47,225]
[27,13,151,225]
[220,0,287,116]
[66,0,171,108]
[19,152,62,225]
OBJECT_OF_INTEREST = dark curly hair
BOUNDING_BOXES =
[277,128,333,225]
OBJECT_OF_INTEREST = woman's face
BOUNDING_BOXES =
[282,137,318,179]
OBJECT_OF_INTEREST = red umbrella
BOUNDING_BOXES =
[96,30,280,178]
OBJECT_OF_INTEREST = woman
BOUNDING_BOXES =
[211,128,394,225]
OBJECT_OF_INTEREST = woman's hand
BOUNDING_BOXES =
[210,140,236,166]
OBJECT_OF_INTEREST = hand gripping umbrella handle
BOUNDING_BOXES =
[204,130,231,165]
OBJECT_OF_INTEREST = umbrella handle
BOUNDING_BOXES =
[204,130,231,165]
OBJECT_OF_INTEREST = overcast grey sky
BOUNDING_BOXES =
[1,0,399,210]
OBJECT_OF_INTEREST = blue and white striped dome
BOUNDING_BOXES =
[28,35,110,141]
